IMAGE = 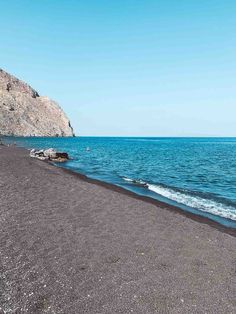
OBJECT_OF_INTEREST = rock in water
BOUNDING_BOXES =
[0,68,74,137]
[30,148,69,162]
[43,148,57,158]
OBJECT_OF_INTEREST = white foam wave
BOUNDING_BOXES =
[147,184,236,221]
[123,177,134,182]
[123,177,147,186]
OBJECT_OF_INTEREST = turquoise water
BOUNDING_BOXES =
[6,137,236,228]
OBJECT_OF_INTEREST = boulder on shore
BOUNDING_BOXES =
[30,148,69,162]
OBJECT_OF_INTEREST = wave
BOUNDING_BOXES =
[122,177,236,221]
[123,177,147,187]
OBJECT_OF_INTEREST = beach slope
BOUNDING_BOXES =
[0,146,235,313]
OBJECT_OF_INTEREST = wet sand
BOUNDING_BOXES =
[0,146,235,313]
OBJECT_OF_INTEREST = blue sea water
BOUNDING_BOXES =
[6,137,236,228]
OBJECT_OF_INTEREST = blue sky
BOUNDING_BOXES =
[1,0,236,136]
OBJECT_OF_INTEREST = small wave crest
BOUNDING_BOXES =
[122,177,236,221]
[122,177,147,187]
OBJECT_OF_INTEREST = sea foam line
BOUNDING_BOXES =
[123,177,236,221]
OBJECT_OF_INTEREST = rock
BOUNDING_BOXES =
[30,148,69,162]
[52,157,68,163]
[37,156,49,161]
[30,149,46,158]
[54,152,69,159]
[30,149,36,157]
[0,68,75,137]
[44,148,57,159]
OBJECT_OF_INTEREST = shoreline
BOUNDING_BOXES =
[57,165,236,237]
[4,144,236,235]
[1,145,236,313]
[5,144,236,235]
[4,137,236,230]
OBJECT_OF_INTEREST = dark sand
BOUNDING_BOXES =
[0,146,235,314]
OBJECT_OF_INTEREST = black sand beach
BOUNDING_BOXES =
[0,146,235,313]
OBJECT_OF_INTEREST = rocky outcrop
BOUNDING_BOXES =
[0,69,74,137]
[30,148,69,162]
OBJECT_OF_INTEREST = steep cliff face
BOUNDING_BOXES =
[0,69,74,137]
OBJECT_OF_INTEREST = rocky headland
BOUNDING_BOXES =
[0,69,74,137]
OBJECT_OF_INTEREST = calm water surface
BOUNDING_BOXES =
[6,137,236,228]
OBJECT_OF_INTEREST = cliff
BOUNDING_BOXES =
[0,69,74,137]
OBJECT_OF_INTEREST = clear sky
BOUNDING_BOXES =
[1,0,236,136]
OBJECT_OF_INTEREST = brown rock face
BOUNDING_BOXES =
[0,69,74,137]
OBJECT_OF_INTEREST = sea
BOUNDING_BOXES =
[5,137,236,228]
